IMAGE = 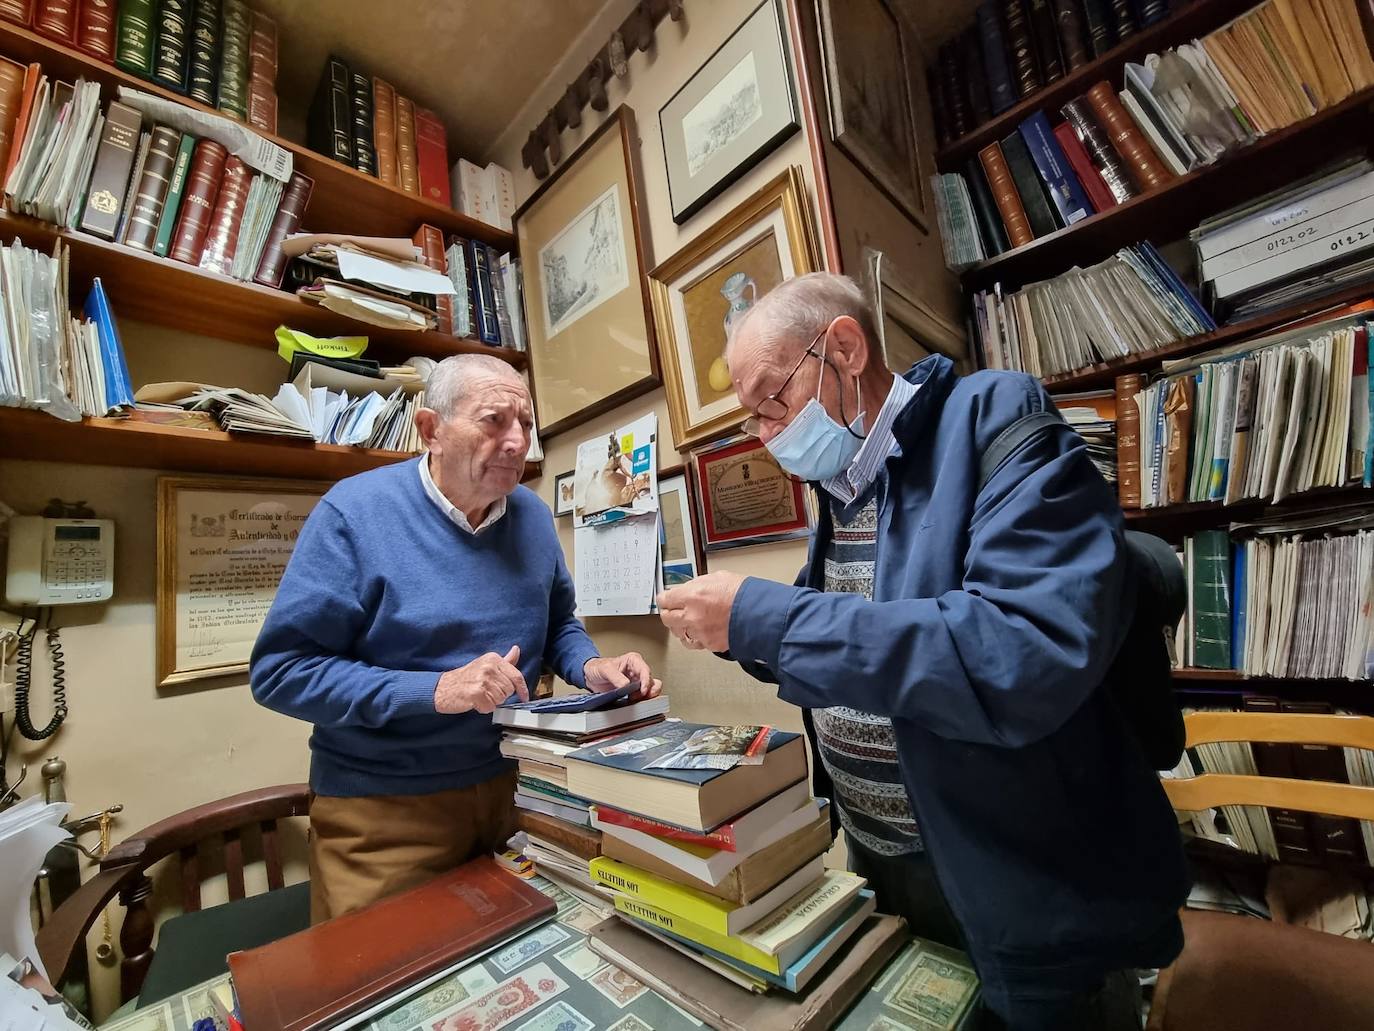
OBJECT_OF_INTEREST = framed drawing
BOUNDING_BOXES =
[660,0,800,225]
[864,248,971,375]
[816,0,926,228]
[658,467,706,584]
[156,476,325,686]
[553,470,576,517]
[691,435,811,550]
[515,106,659,438]
[649,165,820,450]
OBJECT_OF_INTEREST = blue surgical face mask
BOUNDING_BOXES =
[763,335,864,482]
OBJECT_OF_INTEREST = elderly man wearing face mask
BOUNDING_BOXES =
[656,273,1186,1031]
[252,354,661,924]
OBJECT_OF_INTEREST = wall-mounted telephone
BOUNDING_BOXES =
[5,516,115,606]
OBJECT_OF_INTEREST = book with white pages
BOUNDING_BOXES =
[515,791,592,827]
[1118,89,1189,177]
[1125,61,1199,168]
[493,695,669,735]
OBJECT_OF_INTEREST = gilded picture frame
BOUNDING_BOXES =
[690,435,811,550]
[156,476,326,687]
[515,106,660,439]
[648,165,820,450]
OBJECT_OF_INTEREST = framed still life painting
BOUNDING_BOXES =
[515,106,659,439]
[659,0,800,224]
[815,0,926,228]
[648,165,820,450]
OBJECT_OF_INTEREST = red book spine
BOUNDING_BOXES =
[76,0,115,60]
[34,0,75,40]
[594,805,740,851]
[197,156,251,275]
[169,138,228,265]
[253,170,313,289]
[414,106,451,207]
[1053,120,1116,213]
[412,224,453,334]
[0,0,32,24]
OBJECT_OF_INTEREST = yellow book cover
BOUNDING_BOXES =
[1264,0,1326,109]
[611,894,784,974]
[1292,0,1354,102]
[592,855,742,934]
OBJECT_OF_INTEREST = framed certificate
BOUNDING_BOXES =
[690,435,811,550]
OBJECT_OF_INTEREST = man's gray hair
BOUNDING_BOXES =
[726,272,880,363]
[425,353,525,420]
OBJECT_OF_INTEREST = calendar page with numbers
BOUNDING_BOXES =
[574,513,660,617]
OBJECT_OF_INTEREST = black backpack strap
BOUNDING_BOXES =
[978,410,1065,493]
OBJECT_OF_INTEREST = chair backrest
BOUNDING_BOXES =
[1162,711,1374,822]
[37,783,309,1004]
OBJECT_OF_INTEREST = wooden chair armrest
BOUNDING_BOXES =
[35,864,140,986]
[101,784,309,869]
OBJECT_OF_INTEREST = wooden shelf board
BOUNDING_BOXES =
[0,20,515,248]
[960,89,1374,293]
[0,211,526,368]
[935,0,1266,169]
[1123,484,1374,533]
[1172,667,1373,684]
[0,407,540,482]
[1042,284,1374,392]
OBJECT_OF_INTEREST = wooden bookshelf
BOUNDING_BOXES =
[934,0,1266,169]
[960,89,1374,293]
[1040,283,1374,392]
[0,20,515,248]
[0,407,542,483]
[0,211,526,367]
[1122,483,1373,538]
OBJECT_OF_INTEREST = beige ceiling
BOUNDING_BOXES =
[259,0,607,159]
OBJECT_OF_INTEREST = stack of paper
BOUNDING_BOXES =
[4,77,103,227]
[0,797,71,981]
[283,233,456,333]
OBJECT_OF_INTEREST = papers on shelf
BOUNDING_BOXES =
[334,247,456,297]
[300,282,434,332]
[117,86,292,182]
[274,326,369,362]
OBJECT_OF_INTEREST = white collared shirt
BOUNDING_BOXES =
[418,455,507,534]
[822,373,919,505]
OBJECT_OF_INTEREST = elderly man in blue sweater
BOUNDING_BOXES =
[252,353,659,923]
[658,273,1186,1030]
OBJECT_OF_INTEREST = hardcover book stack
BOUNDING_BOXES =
[1054,389,1118,482]
[970,241,1214,377]
[0,62,313,288]
[1117,304,1374,509]
[407,224,525,348]
[495,687,671,907]
[559,721,899,1005]
[932,0,1374,267]
[0,0,280,133]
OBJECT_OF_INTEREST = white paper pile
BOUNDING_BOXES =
[0,798,71,981]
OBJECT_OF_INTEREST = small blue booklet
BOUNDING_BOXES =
[500,685,638,713]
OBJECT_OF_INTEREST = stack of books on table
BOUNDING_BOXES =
[494,686,669,908]
[560,720,915,1022]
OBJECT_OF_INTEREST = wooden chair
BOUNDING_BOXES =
[1148,711,1374,1031]
[36,783,309,1006]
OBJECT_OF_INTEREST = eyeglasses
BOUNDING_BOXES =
[741,327,829,438]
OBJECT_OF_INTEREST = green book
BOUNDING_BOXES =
[115,0,157,77]
[153,132,195,258]
[1190,529,1233,670]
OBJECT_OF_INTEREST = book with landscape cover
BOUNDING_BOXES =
[228,857,555,1031]
[564,722,807,832]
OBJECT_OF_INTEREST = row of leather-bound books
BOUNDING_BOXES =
[0,0,278,134]
[0,56,311,287]
[932,0,1374,266]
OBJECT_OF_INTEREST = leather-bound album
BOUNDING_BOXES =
[412,224,453,333]
[372,77,398,186]
[197,154,250,274]
[1114,371,1143,508]
[1002,0,1042,97]
[34,0,75,42]
[114,0,154,76]
[1084,80,1173,191]
[216,0,249,121]
[959,28,992,126]
[977,141,1035,248]
[937,42,970,138]
[1060,96,1137,203]
[414,106,450,207]
[151,0,188,93]
[1053,0,1089,70]
[0,0,30,25]
[168,137,227,263]
[350,71,377,177]
[253,170,314,288]
[76,0,115,61]
[1027,0,1064,84]
[395,94,419,195]
[308,55,352,166]
[123,125,181,252]
[79,100,143,240]
[228,857,556,1031]
[186,0,220,106]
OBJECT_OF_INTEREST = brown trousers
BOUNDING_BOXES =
[308,768,518,924]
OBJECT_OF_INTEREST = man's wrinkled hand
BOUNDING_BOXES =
[436,645,528,714]
[656,571,746,653]
[584,652,663,700]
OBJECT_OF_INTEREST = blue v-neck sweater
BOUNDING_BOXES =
[250,459,599,797]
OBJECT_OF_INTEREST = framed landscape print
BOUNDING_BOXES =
[660,0,800,224]
[816,0,926,228]
[649,165,819,449]
[691,435,811,550]
[516,107,659,438]
[658,469,706,584]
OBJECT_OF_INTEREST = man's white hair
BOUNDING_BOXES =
[726,272,880,365]
[426,353,525,420]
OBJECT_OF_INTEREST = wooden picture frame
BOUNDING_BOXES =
[156,476,326,687]
[815,0,926,229]
[553,470,577,517]
[864,247,971,375]
[515,106,660,439]
[658,465,707,583]
[659,0,800,225]
[690,435,811,550]
[649,165,820,450]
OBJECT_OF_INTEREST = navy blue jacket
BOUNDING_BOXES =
[729,356,1188,1009]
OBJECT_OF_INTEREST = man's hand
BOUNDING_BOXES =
[436,645,528,714]
[584,652,663,701]
[656,571,746,652]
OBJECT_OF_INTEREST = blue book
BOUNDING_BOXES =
[630,890,878,992]
[1137,242,1217,332]
[1017,112,1093,227]
[1231,541,1247,665]
[84,278,134,411]
[976,2,1016,115]
[502,685,637,713]
[466,238,501,345]
[1149,383,1167,505]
